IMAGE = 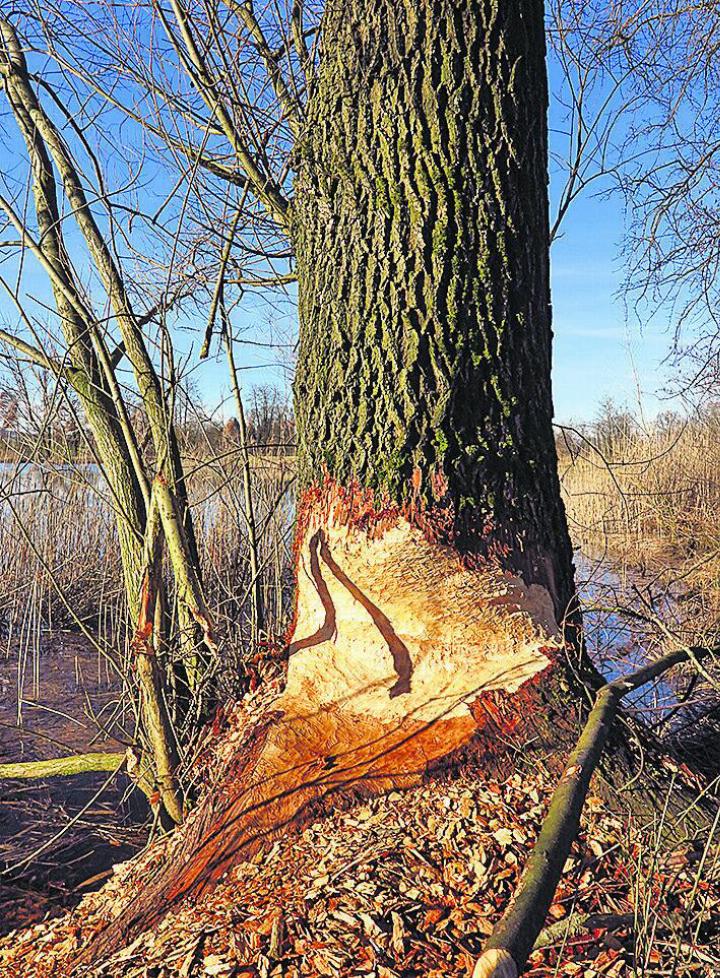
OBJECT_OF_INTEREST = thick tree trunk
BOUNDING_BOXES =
[293,0,573,618]
[283,0,585,803]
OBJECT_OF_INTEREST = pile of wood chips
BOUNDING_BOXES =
[1,693,718,978]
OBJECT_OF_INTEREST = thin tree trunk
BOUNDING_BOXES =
[2,16,211,687]
[0,753,126,779]
[132,483,184,825]
[223,321,264,642]
[0,18,186,820]
[474,643,717,978]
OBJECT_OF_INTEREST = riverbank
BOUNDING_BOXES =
[1,548,715,939]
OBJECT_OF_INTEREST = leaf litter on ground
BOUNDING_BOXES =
[1,687,717,978]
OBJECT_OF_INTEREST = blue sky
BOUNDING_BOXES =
[545,50,675,425]
[549,188,672,424]
[191,158,677,426]
[5,183,661,428]
[191,150,677,427]
[189,57,681,427]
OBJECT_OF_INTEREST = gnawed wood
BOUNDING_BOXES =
[285,517,561,723]
[154,472,219,666]
[473,949,518,978]
[80,511,565,964]
[132,484,183,825]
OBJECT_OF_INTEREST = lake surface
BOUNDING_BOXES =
[0,634,147,935]
[576,551,716,732]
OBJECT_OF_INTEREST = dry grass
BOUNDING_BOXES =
[5,403,720,736]
[0,434,296,922]
[559,405,720,637]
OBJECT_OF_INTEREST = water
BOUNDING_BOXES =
[0,457,297,932]
[0,634,147,936]
[576,550,712,728]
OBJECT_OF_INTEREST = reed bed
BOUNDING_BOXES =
[0,426,296,903]
[0,438,296,738]
[558,405,720,776]
[559,405,720,634]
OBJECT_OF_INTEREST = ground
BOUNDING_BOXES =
[0,684,717,978]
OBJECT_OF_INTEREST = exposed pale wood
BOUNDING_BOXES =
[285,517,560,723]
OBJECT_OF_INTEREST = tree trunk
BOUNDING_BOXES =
[293,0,573,616]
[280,0,586,820]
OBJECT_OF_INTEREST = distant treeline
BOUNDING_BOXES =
[0,384,295,463]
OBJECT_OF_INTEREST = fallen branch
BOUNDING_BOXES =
[0,752,125,780]
[473,644,717,978]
